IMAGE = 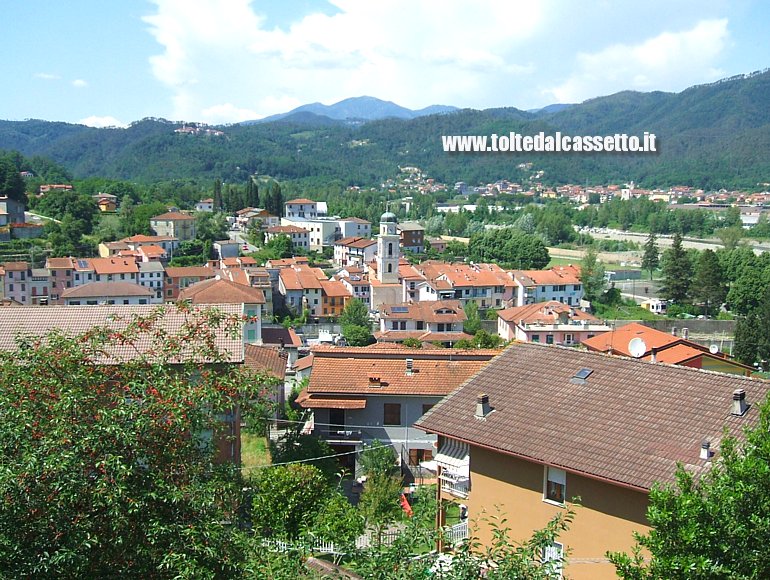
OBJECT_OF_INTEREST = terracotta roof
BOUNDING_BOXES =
[497,300,599,324]
[0,304,244,364]
[2,261,29,271]
[286,198,316,204]
[335,236,376,248]
[375,330,473,343]
[90,258,139,275]
[262,325,303,348]
[151,211,195,221]
[122,235,177,243]
[293,354,314,371]
[61,281,153,299]
[139,245,167,256]
[320,279,352,298]
[244,344,287,379]
[338,217,370,224]
[306,346,499,397]
[179,278,265,305]
[416,342,769,491]
[510,265,581,287]
[165,266,216,279]
[267,225,309,234]
[296,391,367,410]
[46,257,75,269]
[582,322,688,356]
[279,266,326,290]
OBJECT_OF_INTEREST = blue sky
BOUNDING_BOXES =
[2,0,769,127]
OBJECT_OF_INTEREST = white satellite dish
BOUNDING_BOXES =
[709,344,719,355]
[628,337,647,358]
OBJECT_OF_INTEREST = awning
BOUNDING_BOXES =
[435,438,470,478]
[296,392,367,410]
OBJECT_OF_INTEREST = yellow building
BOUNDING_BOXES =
[417,341,768,579]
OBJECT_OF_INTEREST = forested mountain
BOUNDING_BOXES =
[249,96,458,123]
[2,70,770,189]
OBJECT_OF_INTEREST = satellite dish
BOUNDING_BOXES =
[628,337,647,358]
[709,344,719,354]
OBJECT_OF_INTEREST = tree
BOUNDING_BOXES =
[691,249,727,315]
[726,268,768,316]
[0,154,27,205]
[0,305,270,577]
[195,211,228,244]
[269,430,340,483]
[455,329,504,349]
[609,400,770,578]
[359,440,399,478]
[358,473,405,545]
[641,233,660,280]
[660,233,692,304]
[716,226,744,251]
[213,178,222,211]
[463,301,482,335]
[733,310,764,366]
[579,246,605,302]
[250,464,330,539]
[339,298,374,346]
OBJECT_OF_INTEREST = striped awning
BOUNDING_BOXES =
[435,438,470,477]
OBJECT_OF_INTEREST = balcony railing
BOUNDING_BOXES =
[440,473,470,498]
[321,428,363,442]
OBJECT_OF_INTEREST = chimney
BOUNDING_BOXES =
[732,389,748,416]
[406,358,414,375]
[650,347,658,363]
[700,440,711,460]
[368,375,381,387]
[682,327,689,340]
[475,393,492,419]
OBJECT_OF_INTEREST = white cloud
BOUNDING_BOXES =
[546,19,729,103]
[72,79,88,88]
[34,73,60,80]
[78,115,127,128]
[143,0,544,122]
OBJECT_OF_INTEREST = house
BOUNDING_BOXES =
[90,257,139,284]
[0,196,26,226]
[29,268,51,305]
[397,221,425,253]
[234,207,280,231]
[244,344,289,408]
[196,198,214,212]
[335,267,371,308]
[376,300,471,346]
[150,211,196,241]
[98,241,131,257]
[414,261,512,308]
[508,265,583,307]
[297,345,499,474]
[280,217,340,251]
[0,304,248,464]
[333,236,377,268]
[261,325,304,368]
[278,264,327,318]
[62,281,154,305]
[497,300,611,344]
[219,266,274,318]
[137,244,168,263]
[164,266,217,301]
[284,198,318,219]
[121,234,180,255]
[179,277,265,344]
[415,341,770,579]
[582,322,753,376]
[1,261,32,304]
[265,225,310,251]
[319,279,352,319]
[213,240,241,260]
[96,197,117,212]
[137,261,165,302]
[338,217,372,239]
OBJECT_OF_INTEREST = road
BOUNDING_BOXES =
[228,228,258,253]
[586,228,770,255]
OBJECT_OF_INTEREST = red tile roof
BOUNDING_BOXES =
[244,344,287,379]
[381,300,465,323]
[416,342,769,491]
[2,261,29,271]
[46,257,75,269]
[61,281,153,299]
[165,266,216,279]
[296,391,367,409]
[305,346,499,397]
[179,278,265,305]
[261,326,303,348]
[497,300,598,324]
[320,280,352,298]
[286,198,316,204]
[90,258,139,275]
[151,211,195,221]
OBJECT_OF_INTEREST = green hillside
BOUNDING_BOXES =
[2,70,770,188]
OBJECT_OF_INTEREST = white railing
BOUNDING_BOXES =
[445,520,469,544]
[262,529,401,556]
[440,474,470,499]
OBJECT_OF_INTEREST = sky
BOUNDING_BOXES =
[2,0,769,127]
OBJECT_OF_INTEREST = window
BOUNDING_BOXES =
[422,404,434,415]
[408,448,433,466]
[564,333,574,344]
[531,334,540,343]
[573,284,581,291]
[8,284,12,292]
[542,542,564,578]
[388,242,393,257]
[247,329,256,342]
[383,403,401,426]
[546,334,554,345]
[399,321,406,330]
[391,321,398,330]
[544,466,566,504]
[416,321,424,330]
[387,263,393,273]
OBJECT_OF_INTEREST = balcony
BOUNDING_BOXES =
[440,472,470,498]
[322,428,363,443]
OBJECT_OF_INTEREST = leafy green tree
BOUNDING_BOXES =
[0,305,269,577]
[359,440,399,478]
[641,233,660,280]
[733,310,764,366]
[195,211,228,243]
[358,473,405,545]
[269,431,339,482]
[691,249,727,315]
[119,201,168,237]
[727,268,768,315]
[0,154,27,204]
[716,226,744,251]
[463,300,482,335]
[579,246,605,302]
[455,329,504,349]
[311,492,365,562]
[660,233,692,304]
[609,400,770,578]
[340,298,374,346]
[250,464,330,539]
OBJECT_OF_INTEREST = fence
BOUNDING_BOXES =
[262,529,401,556]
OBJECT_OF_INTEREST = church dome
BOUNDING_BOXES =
[380,211,397,223]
